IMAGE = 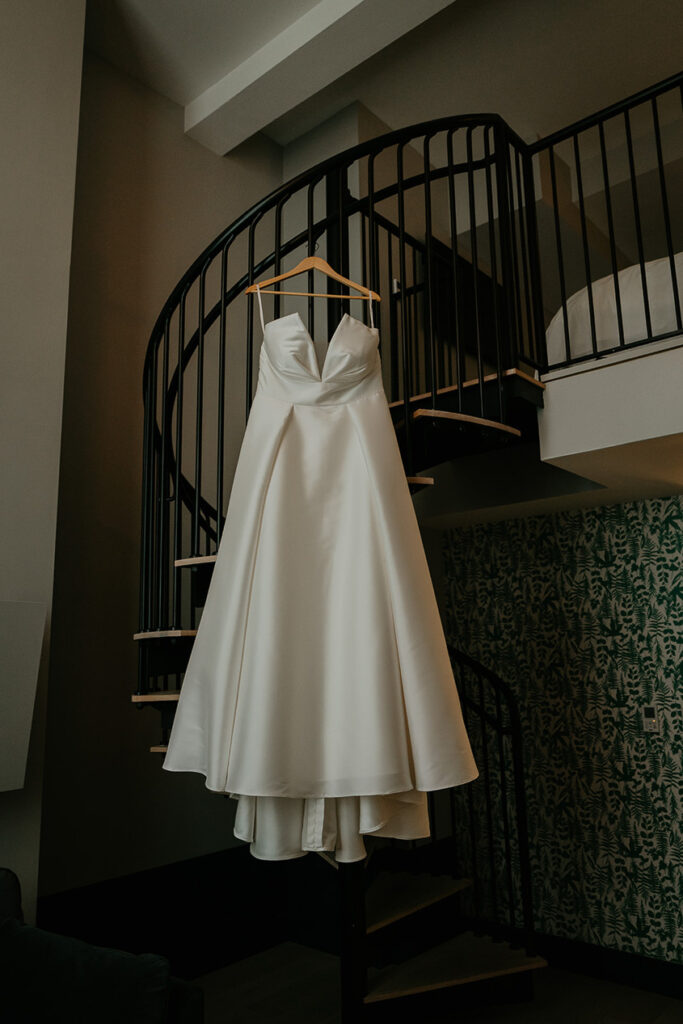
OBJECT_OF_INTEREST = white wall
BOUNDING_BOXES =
[0,0,86,924]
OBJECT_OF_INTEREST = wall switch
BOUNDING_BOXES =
[642,706,659,733]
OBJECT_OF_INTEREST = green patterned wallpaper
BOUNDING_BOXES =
[442,495,683,964]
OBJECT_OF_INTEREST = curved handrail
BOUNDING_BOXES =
[142,111,526,386]
[447,643,536,949]
[138,108,541,634]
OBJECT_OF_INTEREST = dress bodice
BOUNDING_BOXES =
[257,312,383,406]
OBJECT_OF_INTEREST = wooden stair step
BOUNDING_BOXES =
[175,555,217,567]
[133,629,198,640]
[364,931,547,1004]
[131,691,180,703]
[413,407,521,437]
[406,475,434,494]
[405,475,434,486]
[366,872,470,934]
[387,367,544,409]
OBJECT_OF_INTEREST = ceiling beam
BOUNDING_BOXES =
[184,0,456,155]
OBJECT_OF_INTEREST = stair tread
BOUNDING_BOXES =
[132,691,180,702]
[413,407,522,437]
[366,872,470,933]
[364,931,547,1003]
[387,367,544,409]
[175,555,217,566]
[133,629,198,640]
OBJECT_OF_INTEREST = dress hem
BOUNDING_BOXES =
[161,761,479,797]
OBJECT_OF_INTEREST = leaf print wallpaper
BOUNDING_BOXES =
[442,495,683,964]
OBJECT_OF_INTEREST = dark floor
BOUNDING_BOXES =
[195,942,683,1024]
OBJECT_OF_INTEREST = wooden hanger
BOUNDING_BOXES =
[244,255,381,301]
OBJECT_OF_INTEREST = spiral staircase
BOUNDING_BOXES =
[131,111,549,1018]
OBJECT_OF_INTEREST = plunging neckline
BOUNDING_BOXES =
[263,311,377,381]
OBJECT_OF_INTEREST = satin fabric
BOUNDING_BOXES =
[162,308,478,860]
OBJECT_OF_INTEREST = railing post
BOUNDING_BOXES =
[521,149,548,371]
[339,860,367,1023]
[493,122,518,370]
[448,645,536,953]
[326,164,351,329]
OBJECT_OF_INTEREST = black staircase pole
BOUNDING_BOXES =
[338,859,367,1022]
[326,165,351,330]
[494,123,518,370]
[521,148,547,370]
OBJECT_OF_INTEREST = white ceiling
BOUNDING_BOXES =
[85,0,458,154]
[85,0,323,106]
[84,0,682,158]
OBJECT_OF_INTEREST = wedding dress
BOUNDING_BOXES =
[162,284,478,861]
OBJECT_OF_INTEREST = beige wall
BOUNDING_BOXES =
[0,0,87,925]
[39,51,282,897]
[0,0,86,925]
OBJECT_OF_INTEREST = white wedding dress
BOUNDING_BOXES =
[162,285,478,861]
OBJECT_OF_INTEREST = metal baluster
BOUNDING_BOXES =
[192,269,207,557]
[514,148,534,367]
[308,181,315,338]
[216,245,229,545]
[150,339,160,626]
[173,291,187,621]
[573,132,598,356]
[624,109,652,339]
[504,144,524,371]
[423,133,437,406]
[367,154,376,315]
[446,128,464,413]
[397,142,414,474]
[367,154,382,343]
[246,221,256,420]
[652,95,682,331]
[361,212,368,325]
[388,232,398,399]
[140,356,154,633]
[374,222,382,350]
[274,197,285,318]
[598,120,625,347]
[466,127,485,417]
[483,126,504,423]
[521,150,546,370]
[157,317,171,623]
[547,146,571,364]
[339,164,350,319]
[412,246,419,395]
[494,124,519,372]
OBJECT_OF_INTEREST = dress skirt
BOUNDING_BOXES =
[162,308,478,860]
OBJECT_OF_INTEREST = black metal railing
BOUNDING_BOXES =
[530,70,682,369]
[446,646,534,949]
[338,645,535,1018]
[368,646,535,947]
[137,70,682,677]
[138,113,543,655]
